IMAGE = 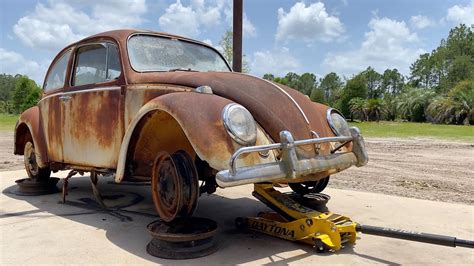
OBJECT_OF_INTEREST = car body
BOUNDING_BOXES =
[14,29,368,221]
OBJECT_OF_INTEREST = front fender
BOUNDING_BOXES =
[14,106,49,167]
[115,92,276,182]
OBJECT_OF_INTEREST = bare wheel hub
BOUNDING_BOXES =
[151,151,199,222]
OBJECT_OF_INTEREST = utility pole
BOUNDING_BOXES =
[232,0,243,72]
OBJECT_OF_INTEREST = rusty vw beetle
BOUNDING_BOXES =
[14,29,368,221]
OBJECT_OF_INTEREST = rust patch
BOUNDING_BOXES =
[62,88,124,168]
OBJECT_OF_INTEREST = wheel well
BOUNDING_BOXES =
[125,110,196,180]
[15,123,32,155]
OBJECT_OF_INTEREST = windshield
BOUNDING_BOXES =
[128,35,231,72]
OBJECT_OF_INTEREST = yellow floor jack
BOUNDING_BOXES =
[235,184,474,253]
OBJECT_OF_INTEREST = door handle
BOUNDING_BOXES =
[59,95,72,102]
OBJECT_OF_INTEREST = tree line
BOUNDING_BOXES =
[263,24,474,125]
[0,74,41,114]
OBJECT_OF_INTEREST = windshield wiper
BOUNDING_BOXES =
[168,68,199,72]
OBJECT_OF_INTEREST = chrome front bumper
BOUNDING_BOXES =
[216,127,368,188]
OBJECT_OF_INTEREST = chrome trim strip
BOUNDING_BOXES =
[39,86,121,103]
[239,73,310,125]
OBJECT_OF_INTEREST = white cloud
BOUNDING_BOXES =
[243,14,257,37]
[251,47,301,77]
[13,0,147,51]
[323,17,423,76]
[410,15,435,29]
[446,0,474,25]
[159,0,256,38]
[0,48,49,84]
[159,1,203,37]
[276,2,344,42]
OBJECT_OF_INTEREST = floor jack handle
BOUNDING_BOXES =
[356,224,474,248]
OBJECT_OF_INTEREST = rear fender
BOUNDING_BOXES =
[14,106,49,167]
[115,92,276,182]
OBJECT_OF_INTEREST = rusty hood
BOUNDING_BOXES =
[128,71,334,145]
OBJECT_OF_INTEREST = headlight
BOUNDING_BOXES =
[327,108,351,136]
[222,103,257,145]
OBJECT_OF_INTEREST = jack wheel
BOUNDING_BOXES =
[289,176,330,195]
[314,239,328,253]
[151,151,199,222]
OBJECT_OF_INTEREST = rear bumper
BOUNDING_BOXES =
[216,127,368,188]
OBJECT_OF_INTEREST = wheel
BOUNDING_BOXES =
[314,239,329,253]
[23,141,50,181]
[151,151,199,222]
[289,176,330,195]
[172,151,199,217]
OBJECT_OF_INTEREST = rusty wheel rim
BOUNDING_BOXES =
[172,151,199,217]
[152,152,182,222]
[24,142,39,179]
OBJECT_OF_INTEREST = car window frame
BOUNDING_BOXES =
[126,32,232,73]
[43,49,73,94]
[69,41,123,90]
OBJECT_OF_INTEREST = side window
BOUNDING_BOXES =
[107,43,121,80]
[73,43,121,87]
[44,50,71,92]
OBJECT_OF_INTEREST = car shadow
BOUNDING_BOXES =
[2,174,398,265]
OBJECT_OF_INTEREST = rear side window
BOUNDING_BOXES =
[73,43,121,86]
[44,50,71,92]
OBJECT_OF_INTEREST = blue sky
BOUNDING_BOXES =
[1,0,473,85]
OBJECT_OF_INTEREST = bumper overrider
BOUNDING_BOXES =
[216,127,368,188]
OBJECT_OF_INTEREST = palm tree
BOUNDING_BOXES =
[349,98,367,121]
[427,80,474,124]
[397,88,436,122]
[366,98,385,121]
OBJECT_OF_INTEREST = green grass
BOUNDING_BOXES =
[0,113,18,132]
[350,121,474,141]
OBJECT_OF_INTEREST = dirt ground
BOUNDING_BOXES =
[0,132,23,172]
[1,131,472,204]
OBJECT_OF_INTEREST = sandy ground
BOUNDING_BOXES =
[1,131,473,204]
[332,138,474,205]
[0,132,23,171]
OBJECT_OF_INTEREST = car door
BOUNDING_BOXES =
[61,42,124,168]
[38,50,72,163]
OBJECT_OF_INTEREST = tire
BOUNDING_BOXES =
[23,141,51,181]
[289,176,330,195]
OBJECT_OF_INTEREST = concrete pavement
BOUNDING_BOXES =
[1,169,473,265]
